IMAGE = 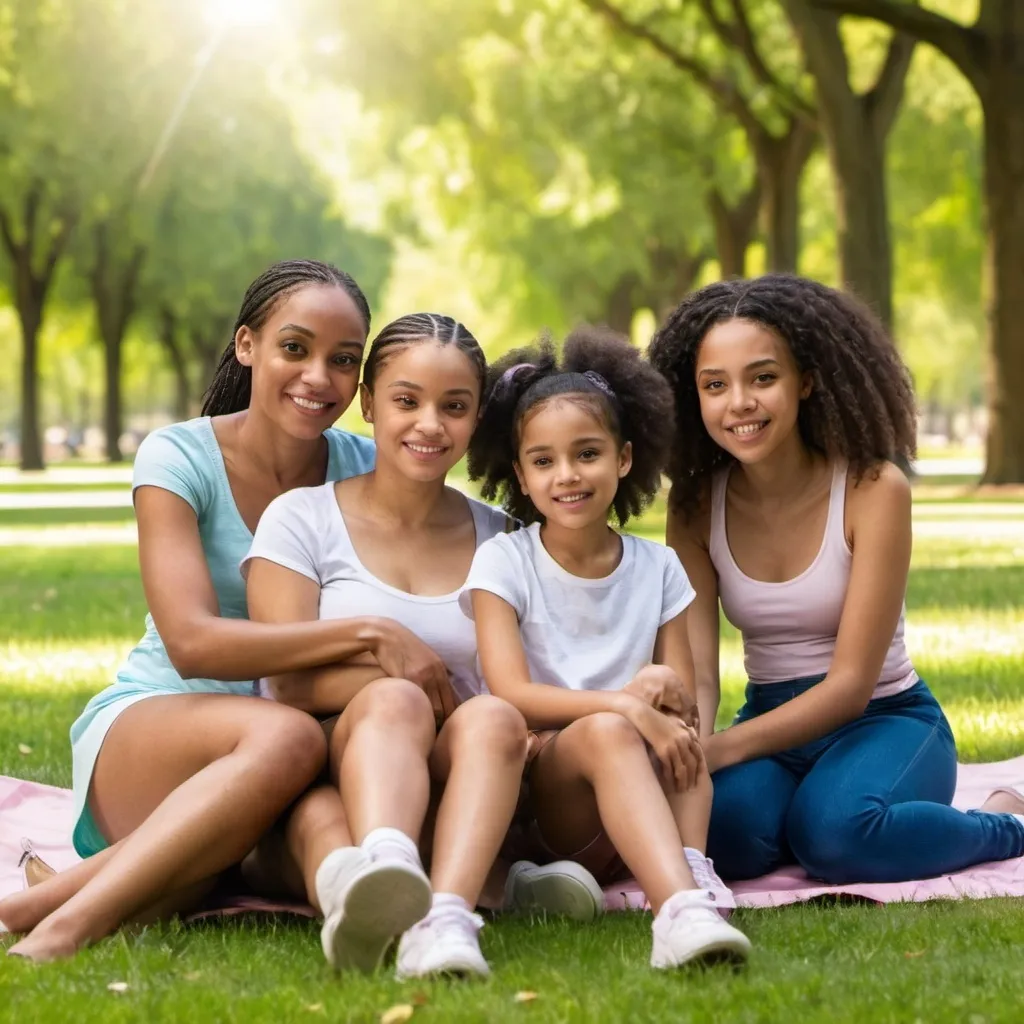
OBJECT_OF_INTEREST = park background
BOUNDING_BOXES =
[1,1,1023,1021]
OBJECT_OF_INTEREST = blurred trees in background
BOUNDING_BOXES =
[0,0,1017,480]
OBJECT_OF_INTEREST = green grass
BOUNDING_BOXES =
[0,482,130,494]
[0,507,135,528]
[1,497,1022,1022]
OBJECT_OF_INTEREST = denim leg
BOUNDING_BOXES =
[708,757,800,881]
[785,707,1024,884]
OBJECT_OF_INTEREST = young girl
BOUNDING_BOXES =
[648,273,1024,884]
[1,261,447,960]
[243,313,597,979]
[462,326,752,970]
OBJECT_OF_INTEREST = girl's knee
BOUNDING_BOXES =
[349,677,435,733]
[575,711,645,751]
[447,695,528,761]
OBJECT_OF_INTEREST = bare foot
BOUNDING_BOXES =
[980,788,1024,815]
[7,922,81,963]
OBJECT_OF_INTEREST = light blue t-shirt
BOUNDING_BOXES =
[77,417,375,709]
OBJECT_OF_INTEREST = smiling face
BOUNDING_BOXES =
[514,396,631,530]
[235,283,368,440]
[361,340,482,483]
[694,318,812,465]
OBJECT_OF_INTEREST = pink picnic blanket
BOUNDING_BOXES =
[3,758,1023,917]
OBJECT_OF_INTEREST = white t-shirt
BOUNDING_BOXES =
[460,522,696,691]
[242,482,511,704]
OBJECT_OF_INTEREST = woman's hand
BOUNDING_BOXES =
[624,701,703,792]
[624,665,700,732]
[370,619,456,720]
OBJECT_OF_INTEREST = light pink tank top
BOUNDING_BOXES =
[709,461,918,699]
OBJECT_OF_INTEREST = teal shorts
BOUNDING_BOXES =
[73,802,110,858]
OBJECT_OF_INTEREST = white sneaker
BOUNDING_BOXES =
[319,851,432,973]
[684,849,737,918]
[504,860,605,922]
[650,888,751,969]
[395,905,490,979]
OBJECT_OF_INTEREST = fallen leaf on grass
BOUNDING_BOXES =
[305,1004,324,1013]
[904,950,926,959]
[107,981,129,994]
[381,1005,415,1024]
[18,744,32,756]
[514,992,538,1003]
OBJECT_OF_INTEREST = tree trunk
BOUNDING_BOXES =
[756,120,818,273]
[159,307,192,421]
[604,273,639,335]
[980,14,1024,482]
[101,334,123,462]
[809,0,1024,481]
[91,223,144,463]
[825,116,893,326]
[707,182,761,279]
[648,245,710,320]
[16,287,44,471]
[783,2,914,328]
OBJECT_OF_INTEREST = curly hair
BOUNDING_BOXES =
[468,324,675,526]
[647,274,917,518]
[363,312,486,396]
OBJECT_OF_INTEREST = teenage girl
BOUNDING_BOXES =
[462,326,752,970]
[648,273,1024,884]
[0,261,445,960]
[243,313,598,979]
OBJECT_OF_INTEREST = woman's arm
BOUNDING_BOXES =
[135,487,448,697]
[666,497,721,737]
[704,463,913,772]
[245,557,389,714]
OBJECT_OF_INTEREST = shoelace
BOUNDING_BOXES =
[659,891,721,926]
[411,906,485,942]
[686,856,721,900]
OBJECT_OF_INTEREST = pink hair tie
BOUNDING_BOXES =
[498,363,533,389]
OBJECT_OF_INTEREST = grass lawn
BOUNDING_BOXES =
[1,490,1022,1022]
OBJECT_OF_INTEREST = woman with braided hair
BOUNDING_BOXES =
[1,261,450,960]
[649,273,1024,885]
[242,312,600,979]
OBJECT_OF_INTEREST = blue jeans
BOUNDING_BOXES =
[708,678,1024,884]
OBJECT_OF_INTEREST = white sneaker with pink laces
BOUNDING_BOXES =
[684,847,737,918]
[650,888,751,969]
[395,903,490,979]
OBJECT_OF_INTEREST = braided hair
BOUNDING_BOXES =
[647,273,917,518]
[468,325,675,526]
[201,260,371,417]
[362,312,486,395]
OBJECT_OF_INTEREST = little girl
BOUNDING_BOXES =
[461,326,752,969]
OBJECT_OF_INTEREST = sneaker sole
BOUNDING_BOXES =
[323,862,432,973]
[396,953,491,981]
[512,863,605,922]
[652,935,752,970]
